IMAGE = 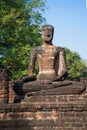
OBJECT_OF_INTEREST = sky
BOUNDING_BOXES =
[43,0,87,59]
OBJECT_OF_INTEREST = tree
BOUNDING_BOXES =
[65,48,87,81]
[0,0,45,47]
[0,0,46,79]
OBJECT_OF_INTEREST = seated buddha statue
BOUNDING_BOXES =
[29,24,67,81]
[13,24,86,97]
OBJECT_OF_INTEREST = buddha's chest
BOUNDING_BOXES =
[37,46,58,62]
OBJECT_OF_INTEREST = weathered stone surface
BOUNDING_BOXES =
[0,97,87,130]
[0,85,87,130]
[13,80,86,99]
[23,81,86,97]
[28,25,67,81]
[0,69,9,103]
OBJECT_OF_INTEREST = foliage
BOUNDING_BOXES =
[65,48,87,81]
[0,0,46,79]
[0,0,45,47]
[0,44,31,79]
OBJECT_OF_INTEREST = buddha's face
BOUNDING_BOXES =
[41,25,54,43]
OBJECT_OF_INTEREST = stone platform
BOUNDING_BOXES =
[0,86,87,130]
[0,69,87,130]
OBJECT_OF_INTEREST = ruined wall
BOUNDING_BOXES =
[0,69,9,104]
[0,87,87,130]
[0,69,87,130]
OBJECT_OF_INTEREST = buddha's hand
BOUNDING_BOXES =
[22,75,36,83]
[53,73,66,81]
[53,70,67,81]
[13,75,36,84]
[52,76,62,81]
[39,80,53,84]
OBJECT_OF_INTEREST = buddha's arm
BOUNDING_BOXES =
[57,48,67,80]
[28,49,37,76]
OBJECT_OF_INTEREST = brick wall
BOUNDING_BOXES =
[0,69,87,130]
[0,85,87,130]
[0,69,9,104]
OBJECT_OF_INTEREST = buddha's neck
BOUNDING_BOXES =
[43,42,53,46]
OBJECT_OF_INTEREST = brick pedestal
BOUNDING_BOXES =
[0,84,87,130]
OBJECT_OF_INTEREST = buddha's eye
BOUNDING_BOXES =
[42,29,52,32]
[42,29,46,31]
[49,29,52,31]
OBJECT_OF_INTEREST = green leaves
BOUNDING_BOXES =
[1,44,31,79]
[65,48,87,81]
[0,0,46,46]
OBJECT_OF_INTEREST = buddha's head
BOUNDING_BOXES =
[41,24,54,44]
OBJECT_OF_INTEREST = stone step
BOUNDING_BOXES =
[0,119,60,127]
[0,119,63,130]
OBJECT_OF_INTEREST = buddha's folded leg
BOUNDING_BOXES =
[25,81,86,97]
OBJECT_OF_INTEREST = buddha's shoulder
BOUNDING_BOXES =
[30,45,65,52]
[30,46,43,54]
[54,46,65,52]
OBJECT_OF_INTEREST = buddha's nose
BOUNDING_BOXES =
[45,30,50,36]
